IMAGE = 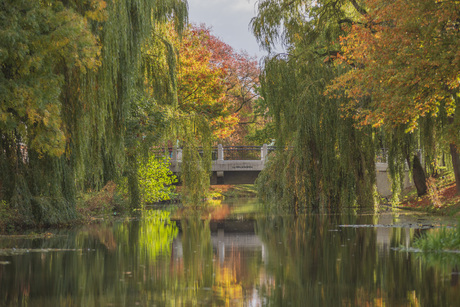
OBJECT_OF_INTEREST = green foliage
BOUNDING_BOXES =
[138,155,177,204]
[410,223,460,267]
[251,0,358,53]
[413,223,460,252]
[244,94,276,145]
[119,155,177,205]
[256,53,376,211]
[0,0,188,225]
[125,94,168,155]
[0,200,18,232]
[178,115,213,205]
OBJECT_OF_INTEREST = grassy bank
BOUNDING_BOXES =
[395,174,460,254]
[209,184,258,199]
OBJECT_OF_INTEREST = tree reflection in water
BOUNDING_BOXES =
[0,205,460,306]
[256,212,460,306]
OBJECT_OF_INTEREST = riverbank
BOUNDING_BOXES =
[2,178,460,234]
[397,176,460,217]
[0,183,258,234]
[209,184,258,199]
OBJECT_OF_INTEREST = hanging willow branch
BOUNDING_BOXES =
[0,0,188,224]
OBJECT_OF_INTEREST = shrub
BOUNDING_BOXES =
[138,155,177,204]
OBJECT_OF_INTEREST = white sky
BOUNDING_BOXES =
[186,0,266,60]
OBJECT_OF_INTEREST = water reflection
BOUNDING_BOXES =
[0,204,459,306]
[257,212,460,306]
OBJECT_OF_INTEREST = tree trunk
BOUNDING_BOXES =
[411,154,427,197]
[449,143,460,194]
[127,153,140,209]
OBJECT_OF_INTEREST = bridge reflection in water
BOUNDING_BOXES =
[171,218,268,266]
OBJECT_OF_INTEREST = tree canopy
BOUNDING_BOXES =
[251,0,460,206]
[143,22,262,202]
[0,0,187,224]
[327,0,460,131]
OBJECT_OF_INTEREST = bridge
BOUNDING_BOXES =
[169,144,271,185]
[166,144,412,197]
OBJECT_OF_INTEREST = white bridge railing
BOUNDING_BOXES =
[171,144,271,163]
[169,144,273,174]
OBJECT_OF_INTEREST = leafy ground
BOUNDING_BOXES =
[398,176,460,217]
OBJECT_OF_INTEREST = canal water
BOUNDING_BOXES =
[0,199,459,306]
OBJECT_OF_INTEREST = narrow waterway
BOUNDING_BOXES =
[0,199,459,306]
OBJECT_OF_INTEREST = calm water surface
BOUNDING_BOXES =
[0,199,459,306]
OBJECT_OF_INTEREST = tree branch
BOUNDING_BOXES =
[349,0,367,16]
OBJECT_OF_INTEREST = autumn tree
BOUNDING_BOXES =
[177,25,235,138]
[327,0,460,193]
[199,29,261,144]
[0,0,187,224]
[144,23,262,203]
[160,24,261,141]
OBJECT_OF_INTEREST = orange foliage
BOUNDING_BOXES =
[160,23,260,140]
[327,0,460,131]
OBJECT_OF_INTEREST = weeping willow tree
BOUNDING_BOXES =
[0,0,188,225]
[256,53,376,211]
[83,0,187,210]
[142,23,213,205]
[176,115,213,205]
[251,0,377,211]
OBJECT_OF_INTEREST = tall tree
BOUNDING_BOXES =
[0,0,104,224]
[251,0,377,210]
[0,0,187,224]
[327,0,459,193]
[144,23,262,203]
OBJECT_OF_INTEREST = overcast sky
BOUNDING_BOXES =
[187,0,266,60]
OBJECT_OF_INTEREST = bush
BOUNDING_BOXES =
[413,221,460,251]
[138,155,178,204]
